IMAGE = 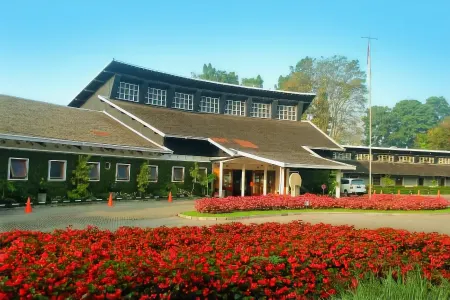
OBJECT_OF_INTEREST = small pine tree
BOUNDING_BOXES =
[68,155,91,199]
[137,163,150,196]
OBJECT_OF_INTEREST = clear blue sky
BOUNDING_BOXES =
[1,0,449,107]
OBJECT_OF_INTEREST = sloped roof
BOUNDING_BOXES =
[69,60,316,108]
[106,98,352,169]
[0,95,167,152]
[348,160,450,177]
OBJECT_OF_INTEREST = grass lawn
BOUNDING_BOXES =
[182,207,450,218]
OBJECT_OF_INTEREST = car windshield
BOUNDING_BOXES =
[351,180,364,185]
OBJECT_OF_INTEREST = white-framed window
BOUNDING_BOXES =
[88,162,100,181]
[147,87,167,106]
[172,166,185,182]
[277,105,296,121]
[200,96,219,114]
[419,157,435,164]
[398,156,415,163]
[7,158,29,181]
[332,152,352,160]
[377,155,395,162]
[225,100,245,116]
[251,102,271,118]
[48,160,67,181]
[356,154,373,161]
[438,158,450,165]
[173,92,193,110]
[148,165,158,182]
[117,82,139,102]
[116,163,131,182]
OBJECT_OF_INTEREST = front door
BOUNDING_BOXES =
[253,171,264,195]
[232,170,241,196]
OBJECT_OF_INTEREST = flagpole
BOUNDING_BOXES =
[362,36,377,199]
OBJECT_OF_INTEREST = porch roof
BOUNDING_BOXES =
[104,97,354,170]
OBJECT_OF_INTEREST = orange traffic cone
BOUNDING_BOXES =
[397,190,400,195]
[373,190,376,195]
[25,197,32,214]
[168,191,173,203]
[418,190,420,196]
[108,193,113,207]
[380,190,383,195]
[438,190,441,198]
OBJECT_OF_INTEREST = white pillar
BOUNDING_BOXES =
[279,167,285,195]
[241,164,246,197]
[336,171,342,198]
[219,161,224,198]
[285,168,290,195]
[263,165,268,195]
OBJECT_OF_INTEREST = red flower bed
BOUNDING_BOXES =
[1,223,450,299]
[195,194,448,213]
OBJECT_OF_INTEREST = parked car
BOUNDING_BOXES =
[340,178,367,196]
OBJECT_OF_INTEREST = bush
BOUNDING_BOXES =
[195,194,449,213]
[1,222,450,298]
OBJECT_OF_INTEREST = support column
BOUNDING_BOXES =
[219,161,224,198]
[336,171,342,198]
[279,167,285,195]
[263,165,268,195]
[285,168,290,195]
[241,164,246,197]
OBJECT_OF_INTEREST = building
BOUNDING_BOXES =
[0,60,355,202]
[317,145,450,187]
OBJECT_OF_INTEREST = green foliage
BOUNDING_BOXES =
[68,155,92,200]
[241,75,264,88]
[0,179,15,199]
[362,106,393,147]
[415,116,450,150]
[136,163,150,195]
[277,56,367,143]
[336,270,450,300]
[192,63,239,84]
[380,175,395,187]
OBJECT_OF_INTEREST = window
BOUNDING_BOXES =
[277,105,296,121]
[200,96,219,114]
[48,160,67,181]
[225,100,245,116]
[8,158,29,180]
[251,102,271,118]
[356,154,372,161]
[172,166,185,182]
[419,157,435,164]
[341,179,349,184]
[373,175,381,185]
[116,163,130,181]
[438,158,450,165]
[333,152,352,160]
[147,87,167,106]
[377,155,394,162]
[88,162,100,181]
[148,165,158,182]
[173,92,193,110]
[117,82,139,102]
[105,162,111,170]
[199,167,207,180]
[398,156,415,163]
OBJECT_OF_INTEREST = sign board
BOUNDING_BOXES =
[321,184,327,190]
[289,173,302,196]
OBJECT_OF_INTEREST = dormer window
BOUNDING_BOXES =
[225,100,245,116]
[117,82,139,102]
[398,156,414,163]
[147,87,167,107]
[173,92,193,110]
[277,105,296,121]
[419,157,435,164]
[200,96,219,114]
[251,103,271,118]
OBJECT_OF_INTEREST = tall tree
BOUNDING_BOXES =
[241,75,264,88]
[277,56,367,142]
[388,100,436,148]
[192,63,239,84]
[425,96,450,122]
[361,106,393,146]
[415,117,450,150]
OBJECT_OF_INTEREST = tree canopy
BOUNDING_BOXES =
[241,75,264,88]
[192,63,263,88]
[415,117,450,150]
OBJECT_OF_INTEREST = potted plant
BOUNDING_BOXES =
[38,177,48,203]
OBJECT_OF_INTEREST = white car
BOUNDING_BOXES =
[340,178,367,196]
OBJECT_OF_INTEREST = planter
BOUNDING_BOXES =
[38,193,47,203]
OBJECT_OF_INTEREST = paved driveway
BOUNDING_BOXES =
[1,200,449,235]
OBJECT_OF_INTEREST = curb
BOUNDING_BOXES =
[178,210,450,221]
